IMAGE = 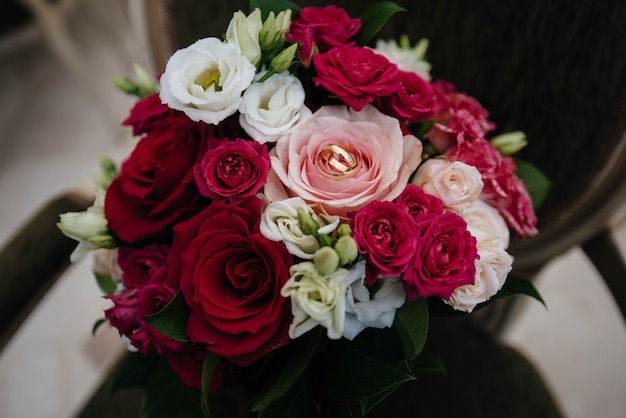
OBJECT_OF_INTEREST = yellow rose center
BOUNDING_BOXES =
[316,144,362,179]
[195,68,222,91]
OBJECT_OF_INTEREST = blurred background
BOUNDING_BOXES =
[0,1,625,417]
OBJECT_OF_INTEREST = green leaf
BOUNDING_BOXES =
[143,290,189,342]
[250,328,321,412]
[393,298,429,360]
[257,370,316,418]
[410,345,446,374]
[91,318,107,336]
[491,275,546,307]
[94,271,117,295]
[514,158,551,210]
[112,351,161,393]
[201,352,220,417]
[316,329,415,401]
[250,0,301,19]
[357,2,406,45]
[319,399,364,418]
[142,359,203,418]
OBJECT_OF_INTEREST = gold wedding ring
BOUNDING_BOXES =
[316,144,362,179]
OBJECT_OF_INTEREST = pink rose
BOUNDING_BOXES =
[313,47,401,111]
[350,200,417,285]
[118,244,169,288]
[375,70,436,124]
[394,184,444,220]
[194,138,270,204]
[403,211,478,301]
[286,5,361,64]
[268,105,423,216]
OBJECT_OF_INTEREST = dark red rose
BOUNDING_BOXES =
[375,70,436,124]
[122,93,176,136]
[104,289,139,337]
[194,138,270,204]
[286,5,361,65]
[403,211,478,301]
[350,200,417,285]
[118,244,169,288]
[313,46,401,111]
[167,347,239,392]
[167,198,293,367]
[135,282,184,354]
[394,184,444,220]
[105,115,217,243]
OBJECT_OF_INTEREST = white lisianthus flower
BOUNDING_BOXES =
[458,199,510,250]
[412,159,484,210]
[260,197,339,259]
[57,189,115,262]
[159,37,256,125]
[281,262,348,339]
[374,36,432,80]
[225,9,263,66]
[446,246,513,313]
[343,261,406,340]
[239,72,312,144]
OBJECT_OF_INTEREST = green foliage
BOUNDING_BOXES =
[357,2,406,45]
[515,158,551,210]
[93,272,117,295]
[250,0,301,19]
[143,291,190,342]
[393,298,429,360]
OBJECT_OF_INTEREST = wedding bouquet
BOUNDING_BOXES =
[58,1,547,417]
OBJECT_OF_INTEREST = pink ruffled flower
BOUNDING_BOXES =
[403,211,478,301]
[194,138,270,204]
[350,200,418,285]
[313,47,401,111]
[286,5,361,65]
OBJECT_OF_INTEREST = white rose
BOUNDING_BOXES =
[343,261,406,340]
[412,159,483,209]
[374,37,432,80]
[458,199,510,250]
[159,37,256,125]
[239,72,312,144]
[446,246,513,313]
[225,9,262,66]
[260,197,339,259]
[281,262,348,339]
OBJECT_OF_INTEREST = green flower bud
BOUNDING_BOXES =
[270,43,298,74]
[113,63,159,99]
[259,10,292,56]
[336,223,352,239]
[93,156,118,190]
[490,131,528,155]
[335,235,358,266]
[297,208,320,236]
[58,211,108,242]
[87,234,117,249]
[313,246,340,276]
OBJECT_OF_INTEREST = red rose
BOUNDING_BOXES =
[118,244,169,288]
[105,115,216,243]
[375,70,436,124]
[394,184,444,220]
[404,211,478,301]
[122,93,176,136]
[167,347,238,392]
[286,5,361,65]
[313,46,401,111]
[167,198,293,366]
[135,282,184,354]
[104,289,139,337]
[350,200,417,285]
[194,138,270,204]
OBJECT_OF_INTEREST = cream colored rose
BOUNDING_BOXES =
[343,261,406,340]
[239,72,312,144]
[458,199,510,250]
[281,262,348,339]
[260,197,339,259]
[412,159,483,210]
[374,37,432,80]
[159,37,256,124]
[446,246,513,313]
[225,9,262,66]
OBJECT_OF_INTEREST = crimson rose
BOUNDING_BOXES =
[286,5,361,65]
[403,211,478,301]
[122,93,176,136]
[313,46,401,111]
[194,138,270,204]
[167,198,293,366]
[118,243,169,288]
[394,184,444,220]
[135,282,184,354]
[350,200,417,285]
[375,70,436,124]
[105,115,217,243]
